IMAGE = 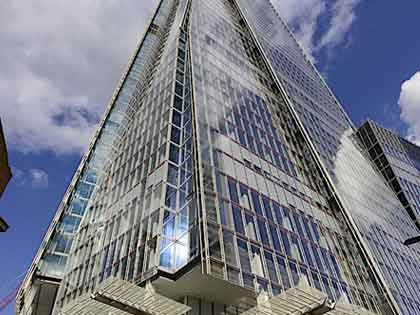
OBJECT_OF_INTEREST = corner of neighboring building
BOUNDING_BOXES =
[0,117,12,232]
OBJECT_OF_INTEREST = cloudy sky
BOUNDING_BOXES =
[0,0,419,312]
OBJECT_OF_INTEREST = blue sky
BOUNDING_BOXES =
[1,0,420,313]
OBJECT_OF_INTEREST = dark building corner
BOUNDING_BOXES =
[0,117,12,232]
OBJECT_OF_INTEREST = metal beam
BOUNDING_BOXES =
[404,236,420,246]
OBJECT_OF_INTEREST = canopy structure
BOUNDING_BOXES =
[240,279,334,315]
[59,278,191,315]
[60,277,375,315]
[240,279,375,315]
[330,302,377,315]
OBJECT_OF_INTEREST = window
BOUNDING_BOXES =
[301,241,315,267]
[239,184,251,209]
[262,196,274,222]
[282,207,293,231]
[289,262,300,286]
[219,199,233,228]
[269,225,282,253]
[272,202,283,225]
[330,254,342,279]
[171,127,181,144]
[172,110,182,127]
[242,272,254,289]
[174,243,188,268]
[251,245,265,278]
[160,243,174,269]
[169,145,179,164]
[312,245,325,273]
[237,239,251,273]
[228,179,239,204]
[302,217,314,242]
[277,256,290,289]
[299,266,309,285]
[280,230,292,258]
[310,221,321,242]
[293,213,305,238]
[312,271,322,291]
[265,251,279,284]
[251,191,263,216]
[232,206,245,235]
[245,213,257,241]
[223,231,238,267]
[257,219,270,247]
[321,249,334,275]
[162,215,175,239]
[165,186,177,210]
[322,277,334,299]
[215,172,228,198]
[175,82,184,97]
[167,164,178,185]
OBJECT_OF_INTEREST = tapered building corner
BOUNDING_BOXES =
[0,118,12,233]
[18,1,420,315]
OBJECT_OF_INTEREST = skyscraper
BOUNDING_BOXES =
[17,1,420,315]
[357,120,420,230]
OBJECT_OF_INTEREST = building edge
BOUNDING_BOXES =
[15,1,165,313]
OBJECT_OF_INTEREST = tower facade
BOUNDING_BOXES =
[357,120,420,230]
[18,1,420,315]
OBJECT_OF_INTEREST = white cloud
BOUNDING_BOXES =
[12,167,27,187]
[317,0,361,50]
[271,0,362,61]
[0,0,362,156]
[399,72,420,145]
[10,167,49,188]
[30,169,49,188]
[0,0,156,155]
[272,0,326,58]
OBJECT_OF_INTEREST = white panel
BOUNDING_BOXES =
[231,141,242,161]
[235,160,248,184]
[215,134,233,156]
[266,179,277,201]
[245,167,258,191]
[222,154,236,178]
[241,147,252,161]
[275,185,287,205]
[285,190,296,207]
[256,174,268,196]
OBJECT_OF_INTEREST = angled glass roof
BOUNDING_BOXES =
[59,278,191,315]
[239,279,375,315]
[330,301,376,315]
[240,279,334,315]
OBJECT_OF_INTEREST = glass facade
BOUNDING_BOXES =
[236,1,420,313]
[357,121,420,230]
[19,1,420,315]
[190,0,385,310]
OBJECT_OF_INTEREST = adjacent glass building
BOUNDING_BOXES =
[357,120,420,230]
[18,1,420,315]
